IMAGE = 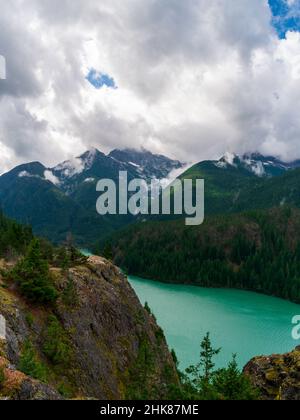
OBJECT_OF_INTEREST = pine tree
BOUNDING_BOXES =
[12,239,58,304]
[186,332,221,393]
[212,355,259,400]
[103,243,113,261]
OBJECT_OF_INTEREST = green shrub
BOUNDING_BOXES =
[62,277,78,307]
[18,340,47,382]
[55,246,87,270]
[25,312,35,328]
[57,382,73,398]
[0,366,5,387]
[42,315,72,366]
[212,355,259,400]
[144,302,152,315]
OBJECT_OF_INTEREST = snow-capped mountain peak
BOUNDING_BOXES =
[52,148,104,181]
[215,152,300,177]
[108,148,183,180]
[216,152,239,168]
[79,148,104,170]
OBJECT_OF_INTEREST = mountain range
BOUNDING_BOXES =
[0,148,183,244]
[215,152,300,178]
[1,148,300,246]
[175,152,300,217]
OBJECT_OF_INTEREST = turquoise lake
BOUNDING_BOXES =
[128,275,300,370]
[80,250,300,370]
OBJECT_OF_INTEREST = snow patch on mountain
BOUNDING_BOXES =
[18,171,31,178]
[129,162,141,169]
[224,152,237,166]
[243,158,266,177]
[18,171,41,180]
[215,152,238,169]
[214,152,300,177]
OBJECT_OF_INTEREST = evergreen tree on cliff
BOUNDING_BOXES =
[12,238,57,304]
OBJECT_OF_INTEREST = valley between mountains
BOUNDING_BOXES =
[0,148,300,400]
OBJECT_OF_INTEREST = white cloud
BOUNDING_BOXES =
[44,170,60,185]
[0,0,300,173]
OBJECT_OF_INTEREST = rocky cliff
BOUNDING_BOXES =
[244,347,300,400]
[0,256,179,400]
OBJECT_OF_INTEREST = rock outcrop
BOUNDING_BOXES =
[244,347,300,400]
[0,354,61,400]
[0,256,179,400]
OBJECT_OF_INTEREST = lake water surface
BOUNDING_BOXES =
[80,250,300,370]
[129,275,300,369]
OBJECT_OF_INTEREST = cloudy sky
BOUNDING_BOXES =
[0,0,300,172]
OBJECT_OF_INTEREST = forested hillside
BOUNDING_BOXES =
[0,211,33,257]
[102,207,300,303]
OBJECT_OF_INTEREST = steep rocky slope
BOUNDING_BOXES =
[0,355,61,400]
[0,256,179,400]
[244,347,300,400]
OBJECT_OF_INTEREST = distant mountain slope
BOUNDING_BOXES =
[1,148,300,246]
[178,158,255,216]
[0,161,112,244]
[0,210,33,257]
[213,152,300,178]
[233,168,300,212]
[170,153,300,217]
[0,148,183,244]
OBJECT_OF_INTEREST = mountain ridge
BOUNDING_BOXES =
[212,152,300,178]
[1,148,300,246]
[0,148,184,244]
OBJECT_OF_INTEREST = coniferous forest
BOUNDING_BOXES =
[0,211,33,257]
[100,207,300,304]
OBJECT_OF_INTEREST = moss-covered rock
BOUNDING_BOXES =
[244,347,300,400]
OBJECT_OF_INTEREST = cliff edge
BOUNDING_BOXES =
[0,256,179,400]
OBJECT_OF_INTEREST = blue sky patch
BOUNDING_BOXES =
[269,0,300,38]
[86,69,117,90]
